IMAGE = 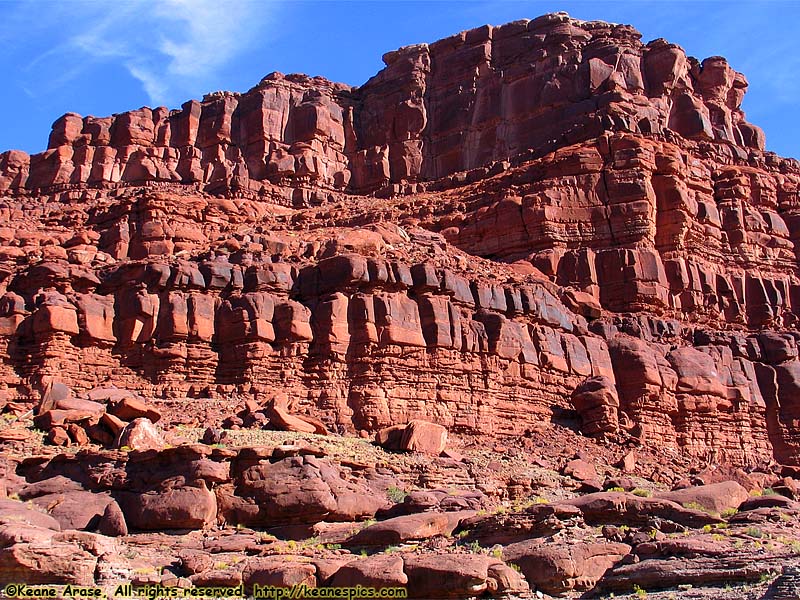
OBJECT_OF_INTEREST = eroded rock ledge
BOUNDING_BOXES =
[0,12,799,472]
[0,13,786,198]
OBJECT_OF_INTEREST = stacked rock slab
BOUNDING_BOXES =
[0,13,772,197]
[0,13,799,467]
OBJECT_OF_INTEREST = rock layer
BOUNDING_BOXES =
[0,14,772,198]
[0,13,799,468]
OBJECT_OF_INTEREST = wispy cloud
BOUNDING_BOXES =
[9,0,276,107]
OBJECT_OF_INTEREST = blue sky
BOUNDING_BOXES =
[0,1,797,158]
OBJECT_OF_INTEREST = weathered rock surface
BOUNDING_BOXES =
[0,10,797,468]
[655,480,750,515]
[404,554,528,599]
[0,14,770,199]
[118,481,217,530]
[0,538,99,585]
[458,503,582,545]
[598,534,791,593]
[563,491,723,527]
[0,16,799,599]
[503,539,631,595]
[221,455,388,526]
[345,511,465,546]
[0,499,62,531]
[330,554,408,589]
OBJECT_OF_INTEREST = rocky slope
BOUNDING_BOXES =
[1,12,800,598]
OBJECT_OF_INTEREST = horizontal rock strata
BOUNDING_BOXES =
[0,13,798,469]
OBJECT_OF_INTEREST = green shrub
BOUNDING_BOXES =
[386,486,407,503]
[682,501,713,514]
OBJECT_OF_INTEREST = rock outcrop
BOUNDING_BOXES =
[0,15,771,198]
[0,12,798,473]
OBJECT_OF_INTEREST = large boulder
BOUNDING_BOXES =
[107,396,161,423]
[598,534,776,593]
[224,456,388,526]
[401,420,448,455]
[563,492,722,527]
[503,540,630,595]
[118,481,217,530]
[345,511,465,546]
[241,557,317,590]
[655,481,749,515]
[38,383,104,415]
[330,554,407,589]
[97,501,128,537]
[38,381,73,413]
[116,418,164,451]
[18,476,84,500]
[0,523,57,547]
[562,458,598,482]
[266,404,327,435]
[459,503,582,546]
[0,499,62,531]
[0,540,98,585]
[570,376,620,436]
[376,420,447,455]
[404,554,528,599]
[29,490,113,531]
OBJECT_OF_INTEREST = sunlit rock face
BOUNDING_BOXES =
[1,14,769,197]
[1,13,799,467]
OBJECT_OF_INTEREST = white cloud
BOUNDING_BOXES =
[16,0,276,107]
[127,0,266,105]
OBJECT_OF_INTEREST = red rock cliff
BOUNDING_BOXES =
[0,14,773,197]
[1,13,799,468]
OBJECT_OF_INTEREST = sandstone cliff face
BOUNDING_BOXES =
[0,13,799,467]
[0,14,773,198]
